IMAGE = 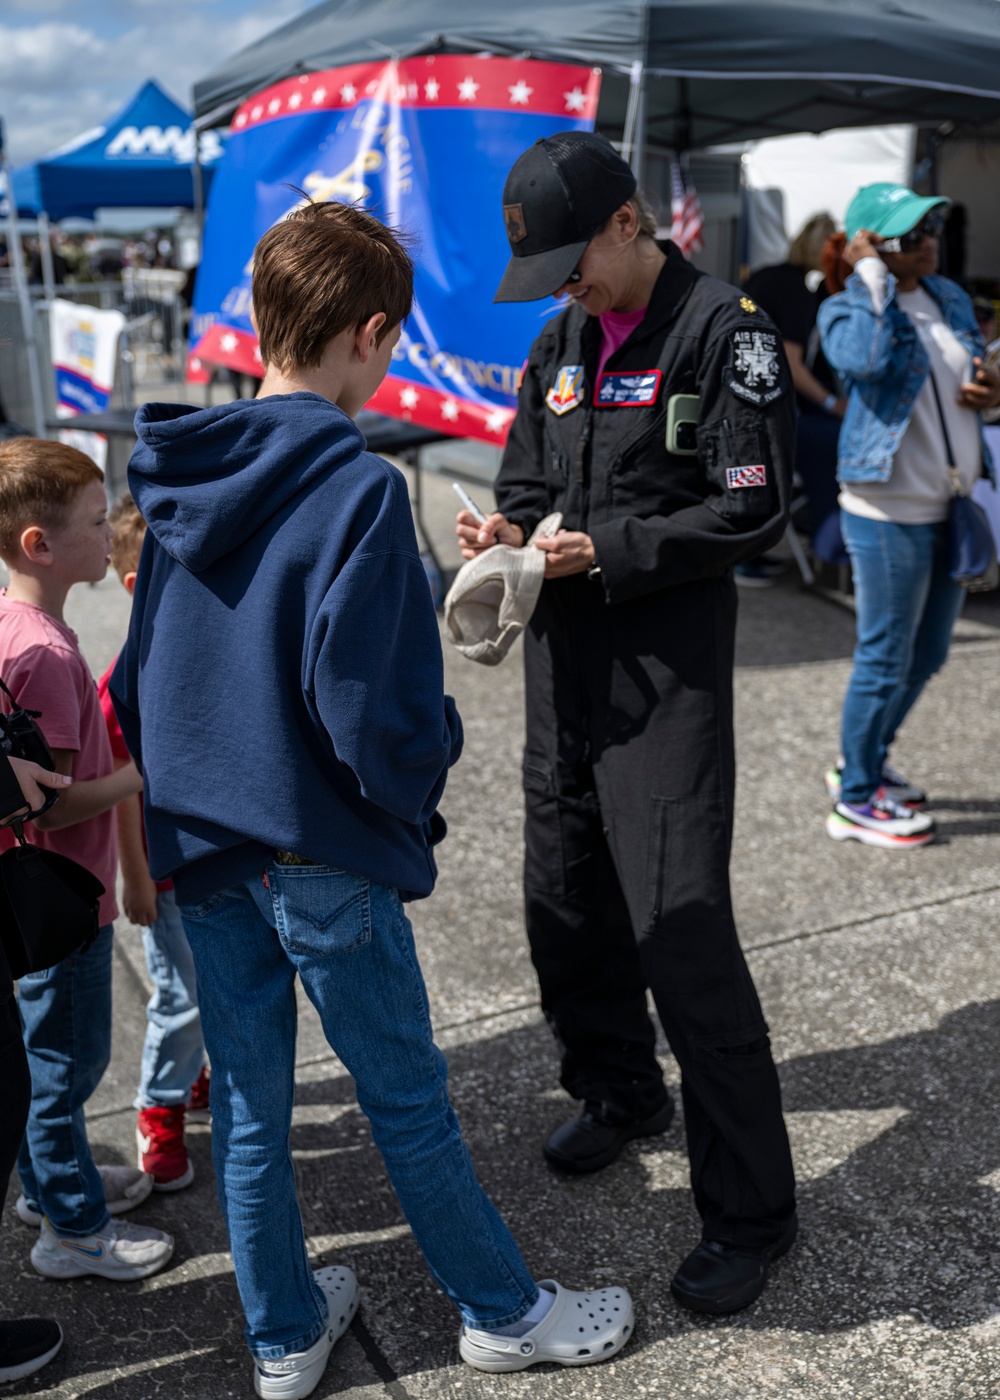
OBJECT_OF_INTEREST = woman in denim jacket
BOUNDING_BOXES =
[817,183,1000,848]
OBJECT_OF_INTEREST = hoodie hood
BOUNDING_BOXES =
[130,393,365,571]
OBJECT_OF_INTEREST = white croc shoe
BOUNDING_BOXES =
[253,1265,360,1399]
[459,1279,634,1373]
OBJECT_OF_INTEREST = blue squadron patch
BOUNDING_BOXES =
[545,365,585,416]
[595,369,662,407]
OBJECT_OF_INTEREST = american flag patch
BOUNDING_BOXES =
[726,465,767,489]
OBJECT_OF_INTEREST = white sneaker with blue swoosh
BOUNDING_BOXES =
[30,1216,174,1281]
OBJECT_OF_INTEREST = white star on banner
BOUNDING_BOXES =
[287,92,302,109]
[251,105,263,121]
[441,398,459,422]
[312,87,327,104]
[400,387,419,409]
[340,83,357,103]
[424,78,440,100]
[234,113,248,127]
[268,98,281,114]
[253,346,263,363]
[190,358,202,372]
[458,76,480,101]
[485,408,511,434]
[220,333,238,352]
[508,80,533,106]
[563,86,587,113]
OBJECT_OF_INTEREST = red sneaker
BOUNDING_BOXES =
[187,1066,211,1125]
[136,1106,194,1191]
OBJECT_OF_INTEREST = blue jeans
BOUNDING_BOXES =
[840,512,965,804]
[180,864,537,1361]
[17,924,114,1236]
[136,888,205,1109]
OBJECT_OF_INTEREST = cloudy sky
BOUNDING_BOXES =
[0,0,314,167]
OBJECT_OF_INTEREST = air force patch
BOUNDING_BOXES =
[546,365,584,416]
[726,328,784,406]
[595,369,662,407]
[726,465,767,489]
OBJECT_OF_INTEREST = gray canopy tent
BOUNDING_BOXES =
[193,0,1000,173]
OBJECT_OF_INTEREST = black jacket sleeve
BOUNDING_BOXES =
[589,313,796,603]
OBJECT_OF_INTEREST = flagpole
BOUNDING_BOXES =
[0,116,47,437]
[631,1,650,188]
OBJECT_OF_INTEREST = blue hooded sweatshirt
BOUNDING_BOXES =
[110,392,463,906]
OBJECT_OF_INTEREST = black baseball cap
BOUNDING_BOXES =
[494,132,638,303]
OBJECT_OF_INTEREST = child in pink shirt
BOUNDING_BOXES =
[0,437,173,1283]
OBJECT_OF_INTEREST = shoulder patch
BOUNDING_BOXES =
[740,296,757,313]
[724,326,785,407]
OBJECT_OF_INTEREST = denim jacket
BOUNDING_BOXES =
[817,271,994,484]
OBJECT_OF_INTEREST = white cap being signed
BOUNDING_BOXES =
[444,514,563,665]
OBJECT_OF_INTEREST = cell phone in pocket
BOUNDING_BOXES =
[666,394,700,456]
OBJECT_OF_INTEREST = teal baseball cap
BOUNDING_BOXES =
[845,183,950,240]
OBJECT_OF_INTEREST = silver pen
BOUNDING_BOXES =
[452,481,488,524]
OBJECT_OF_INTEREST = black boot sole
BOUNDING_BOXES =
[543,1099,676,1174]
[670,1217,798,1316]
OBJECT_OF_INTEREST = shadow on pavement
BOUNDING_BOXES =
[7,1002,1000,1395]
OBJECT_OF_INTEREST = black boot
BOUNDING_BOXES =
[670,1216,798,1315]
[543,1098,675,1173]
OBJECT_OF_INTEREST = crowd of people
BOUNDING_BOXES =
[0,130,997,1397]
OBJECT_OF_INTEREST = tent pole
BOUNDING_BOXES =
[37,210,56,302]
[631,2,651,188]
[0,118,47,437]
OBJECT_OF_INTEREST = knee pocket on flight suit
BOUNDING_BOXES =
[523,760,599,899]
[643,789,732,936]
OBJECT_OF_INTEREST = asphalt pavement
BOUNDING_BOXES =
[3,463,1000,1399]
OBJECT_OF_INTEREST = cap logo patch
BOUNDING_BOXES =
[595,369,662,407]
[545,365,584,416]
[726,465,767,489]
[504,203,528,244]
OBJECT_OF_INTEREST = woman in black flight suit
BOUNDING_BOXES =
[456,132,797,1316]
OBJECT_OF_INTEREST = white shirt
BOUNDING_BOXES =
[839,259,982,525]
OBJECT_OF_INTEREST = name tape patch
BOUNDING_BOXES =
[726,465,767,490]
[595,369,662,407]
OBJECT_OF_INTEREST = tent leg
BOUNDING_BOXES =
[37,210,56,302]
[0,120,47,437]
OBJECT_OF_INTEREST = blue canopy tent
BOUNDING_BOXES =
[11,79,224,221]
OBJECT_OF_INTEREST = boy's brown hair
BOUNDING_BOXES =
[0,437,103,562]
[109,492,146,581]
[252,201,413,373]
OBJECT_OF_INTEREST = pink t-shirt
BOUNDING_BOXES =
[596,306,648,384]
[0,596,118,926]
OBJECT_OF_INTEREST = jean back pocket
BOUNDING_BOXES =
[269,866,372,957]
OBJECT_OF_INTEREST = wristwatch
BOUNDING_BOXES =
[587,561,603,583]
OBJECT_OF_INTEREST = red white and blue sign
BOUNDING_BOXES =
[189,55,600,445]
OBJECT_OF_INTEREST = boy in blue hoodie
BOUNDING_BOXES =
[110,202,632,1399]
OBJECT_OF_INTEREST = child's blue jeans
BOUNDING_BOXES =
[17,924,114,1236]
[136,888,205,1109]
[179,863,538,1361]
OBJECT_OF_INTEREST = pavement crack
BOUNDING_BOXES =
[746,881,1000,955]
[350,1313,415,1399]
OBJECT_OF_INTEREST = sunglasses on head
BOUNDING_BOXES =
[881,212,946,254]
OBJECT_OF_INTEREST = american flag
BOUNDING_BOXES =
[670,158,704,258]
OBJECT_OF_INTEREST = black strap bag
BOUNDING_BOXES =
[0,680,104,980]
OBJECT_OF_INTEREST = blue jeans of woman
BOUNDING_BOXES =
[840,511,965,804]
[180,863,537,1361]
[16,924,114,1236]
[136,888,205,1109]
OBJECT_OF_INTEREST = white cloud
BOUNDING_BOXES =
[1,0,311,167]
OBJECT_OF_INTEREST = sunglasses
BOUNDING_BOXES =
[881,212,946,254]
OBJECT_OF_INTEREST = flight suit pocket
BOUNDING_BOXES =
[270,865,372,957]
[700,417,776,520]
[644,790,733,938]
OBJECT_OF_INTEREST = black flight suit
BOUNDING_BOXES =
[496,243,797,1248]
